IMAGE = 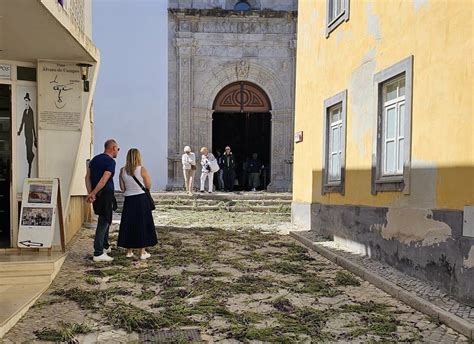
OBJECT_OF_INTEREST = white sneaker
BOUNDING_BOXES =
[140,252,151,260]
[93,253,114,262]
[251,188,256,192]
[103,247,112,254]
[126,252,134,258]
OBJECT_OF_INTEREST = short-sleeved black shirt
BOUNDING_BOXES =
[89,153,116,191]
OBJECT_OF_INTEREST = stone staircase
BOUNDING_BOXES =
[0,253,67,338]
[115,192,292,213]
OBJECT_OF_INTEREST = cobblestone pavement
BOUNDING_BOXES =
[2,210,469,343]
[297,231,474,325]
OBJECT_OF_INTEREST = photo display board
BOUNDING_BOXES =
[18,178,59,248]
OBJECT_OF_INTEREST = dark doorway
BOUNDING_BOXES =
[212,81,272,191]
[212,112,271,190]
[0,84,11,248]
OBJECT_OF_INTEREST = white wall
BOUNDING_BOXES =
[92,0,168,191]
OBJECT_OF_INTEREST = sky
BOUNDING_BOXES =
[92,0,168,190]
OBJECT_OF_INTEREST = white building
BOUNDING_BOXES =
[0,0,99,249]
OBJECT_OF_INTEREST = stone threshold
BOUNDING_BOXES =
[290,231,474,340]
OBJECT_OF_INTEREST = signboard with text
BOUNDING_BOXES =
[38,61,83,131]
[18,178,59,249]
[0,64,11,80]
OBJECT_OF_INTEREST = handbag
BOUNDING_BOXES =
[132,175,156,211]
[209,158,220,173]
[191,164,196,170]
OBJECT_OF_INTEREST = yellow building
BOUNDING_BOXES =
[292,0,473,304]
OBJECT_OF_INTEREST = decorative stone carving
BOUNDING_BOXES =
[236,60,249,79]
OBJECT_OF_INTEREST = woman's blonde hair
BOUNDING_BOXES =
[125,148,142,175]
[200,147,208,154]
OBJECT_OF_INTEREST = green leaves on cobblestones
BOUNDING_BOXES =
[34,322,92,342]
[335,270,362,286]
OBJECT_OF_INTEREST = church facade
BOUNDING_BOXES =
[167,0,297,191]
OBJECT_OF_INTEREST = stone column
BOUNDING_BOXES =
[168,34,194,190]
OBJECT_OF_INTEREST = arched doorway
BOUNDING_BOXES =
[212,81,272,190]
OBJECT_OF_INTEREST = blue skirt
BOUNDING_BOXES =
[118,193,157,248]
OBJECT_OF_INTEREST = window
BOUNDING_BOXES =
[17,67,36,81]
[322,90,347,195]
[326,0,350,37]
[234,1,251,11]
[372,56,413,194]
[328,104,343,182]
[382,76,405,176]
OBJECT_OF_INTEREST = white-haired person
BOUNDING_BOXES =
[200,147,216,193]
[181,145,196,195]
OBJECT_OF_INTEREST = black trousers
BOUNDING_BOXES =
[223,169,235,191]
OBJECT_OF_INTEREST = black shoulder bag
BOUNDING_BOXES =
[131,175,156,211]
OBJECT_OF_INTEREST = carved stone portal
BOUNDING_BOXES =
[167,5,296,192]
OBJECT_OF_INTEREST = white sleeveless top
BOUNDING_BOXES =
[122,166,146,197]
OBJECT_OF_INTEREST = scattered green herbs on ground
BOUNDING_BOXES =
[10,208,443,343]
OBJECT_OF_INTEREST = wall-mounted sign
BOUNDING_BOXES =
[294,131,303,143]
[18,178,65,250]
[0,64,11,80]
[38,62,83,131]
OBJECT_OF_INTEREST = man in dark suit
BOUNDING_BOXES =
[17,93,37,178]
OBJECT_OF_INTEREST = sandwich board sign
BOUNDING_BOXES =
[18,178,65,251]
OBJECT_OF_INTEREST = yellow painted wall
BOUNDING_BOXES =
[293,0,473,210]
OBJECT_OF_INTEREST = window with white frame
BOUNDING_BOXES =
[328,104,343,182]
[382,76,405,176]
[328,0,345,23]
[326,0,350,37]
[372,56,413,194]
[322,90,347,194]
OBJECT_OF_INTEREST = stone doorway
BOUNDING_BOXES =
[212,81,271,190]
[212,112,271,190]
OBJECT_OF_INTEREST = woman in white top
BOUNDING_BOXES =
[118,148,157,260]
[181,146,196,195]
[200,147,215,193]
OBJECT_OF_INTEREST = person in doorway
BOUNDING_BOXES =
[221,146,235,192]
[181,146,196,195]
[118,148,157,260]
[247,152,263,191]
[215,149,225,191]
[85,139,120,262]
[17,93,37,178]
[200,147,215,193]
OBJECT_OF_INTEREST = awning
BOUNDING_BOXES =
[0,0,99,63]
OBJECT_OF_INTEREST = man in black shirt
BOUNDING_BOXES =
[85,139,120,262]
[221,146,235,192]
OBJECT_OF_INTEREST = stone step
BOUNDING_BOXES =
[116,199,292,207]
[0,271,53,285]
[0,283,50,338]
[115,192,292,202]
[154,205,290,213]
[0,262,55,273]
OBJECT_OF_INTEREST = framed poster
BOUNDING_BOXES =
[18,178,59,248]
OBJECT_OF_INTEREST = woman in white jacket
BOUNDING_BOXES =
[200,147,215,193]
[182,146,196,195]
